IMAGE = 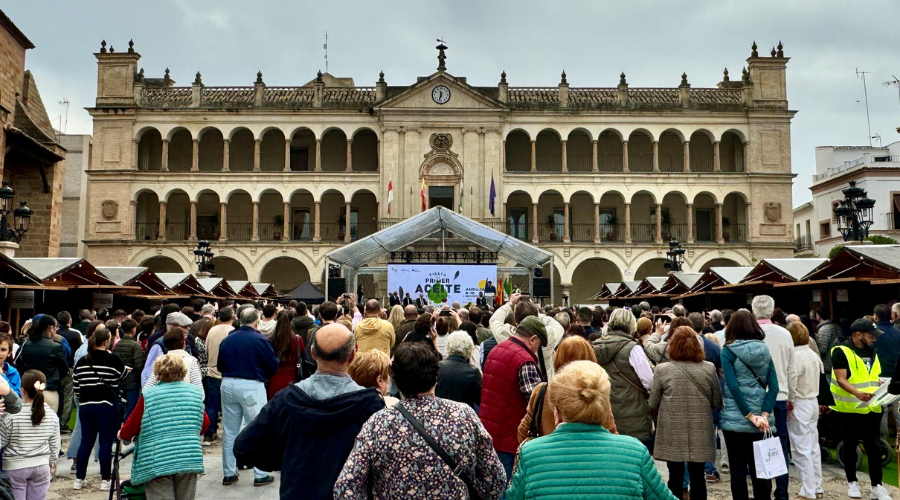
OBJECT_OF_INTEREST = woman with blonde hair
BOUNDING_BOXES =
[518,336,616,442]
[348,350,398,406]
[785,321,824,500]
[119,354,209,500]
[507,361,674,499]
[387,305,404,331]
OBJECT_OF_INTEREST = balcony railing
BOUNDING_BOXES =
[165,222,189,241]
[631,223,656,242]
[813,154,900,182]
[570,223,594,242]
[629,154,653,172]
[690,155,715,172]
[227,222,253,241]
[661,223,687,242]
[795,234,813,251]
[598,154,623,172]
[566,154,593,172]
[724,223,746,243]
[135,222,158,241]
[599,223,624,242]
[658,154,683,173]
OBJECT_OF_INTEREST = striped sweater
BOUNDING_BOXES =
[73,350,127,406]
[0,403,60,470]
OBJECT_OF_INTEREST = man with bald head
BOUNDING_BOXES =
[353,299,395,356]
[393,305,418,350]
[235,323,384,500]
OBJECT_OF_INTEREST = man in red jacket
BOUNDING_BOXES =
[479,315,547,480]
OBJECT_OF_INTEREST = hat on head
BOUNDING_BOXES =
[165,312,192,327]
[851,318,882,337]
[517,316,548,346]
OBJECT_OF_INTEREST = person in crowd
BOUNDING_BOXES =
[112,318,144,421]
[353,299,395,356]
[435,331,481,409]
[138,316,155,352]
[704,310,725,334]
[507,360,673,499]
[576,307,595,338]
[815,306,842,383]
[144,328,203,390]
[203,307,234,446]
[0,333,21,396]
[303,301,340,376]
[349,349,398,406]
[66,322,102,471]
[16,315,68,414]
[235,323,384,499]
[518,336,615,442]
[56,312,83,364]
[468,307,493,345]
[387,305,404,333]
[400,314,440,353]
[785,322,824,500]
[119,354,208,500]
[434,313,457,356]
[0,370,56,500]
[480,315,548,480]
[188,304,216,341]
[291,303,316,347]
[720,309,778,500]
[388,292,399,308]
[72,328,127,491]
[873,304,900,440]
[553,311,571,336]
[141,312,194,387]
[831,319,891,500]
[490,293,563,381]
[751,295,795,500]
[593,307,655,448]
[217,307,278,487]
[257,303,278,337]
[74,310,93,336]
[267,310,305,399]
[392,305,418,350]
[145,304,179,349]
[402,293,413,307]
[650,326,723,500]
[334,342,506,499]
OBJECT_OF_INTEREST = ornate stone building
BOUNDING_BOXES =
[84,41,795,303]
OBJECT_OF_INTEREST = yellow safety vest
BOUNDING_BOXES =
[830,345,882,414]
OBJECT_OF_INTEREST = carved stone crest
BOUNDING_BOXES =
[101,200,118,221]
[431,133,452,151]
[764,202,781,222]
[420,133,462,179]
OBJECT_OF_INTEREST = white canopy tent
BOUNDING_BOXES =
[324,206,557,304]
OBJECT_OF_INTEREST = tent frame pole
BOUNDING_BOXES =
[550,256,556,306]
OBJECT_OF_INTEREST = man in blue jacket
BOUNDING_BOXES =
[235,323,384,500]
[218,307,279,487]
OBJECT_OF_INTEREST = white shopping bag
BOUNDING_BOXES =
[753,430,788,479]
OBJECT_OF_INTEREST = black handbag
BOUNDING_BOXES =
[395,403,484,500]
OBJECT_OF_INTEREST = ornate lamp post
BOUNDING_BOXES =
[0,182,32,243]
[833,181,875,242]
[193,240,214,274]
[664,239,685,272]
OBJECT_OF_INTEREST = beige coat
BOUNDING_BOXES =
[649,360,722,462]
[353,317,395,356]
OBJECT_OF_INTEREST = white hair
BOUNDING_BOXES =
[710,309,723,323]
[240,307,260,326]
[607,308,637,335]
[751,295,775,320]
[892,303,900,318]
[446,330,474,359]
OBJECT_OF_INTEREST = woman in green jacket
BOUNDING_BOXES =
[507,361,675,500]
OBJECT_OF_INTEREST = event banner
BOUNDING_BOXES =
[388,264,497,305]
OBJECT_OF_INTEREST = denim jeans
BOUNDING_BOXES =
[221,377,267,479]
[497,451,515,500]
[773,401,790,500]
[123,387,141,423]
[205,377,222,439]
[76,404,119,481]
[879,394,900,439]
[66,396,100,462]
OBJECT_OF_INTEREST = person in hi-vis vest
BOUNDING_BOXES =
[830,319,891,500]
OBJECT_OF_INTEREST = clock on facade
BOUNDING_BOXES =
[432,85,451,104]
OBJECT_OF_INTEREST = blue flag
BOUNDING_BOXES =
[489,174,496,216]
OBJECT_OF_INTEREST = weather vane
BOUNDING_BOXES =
[436,37,448,72]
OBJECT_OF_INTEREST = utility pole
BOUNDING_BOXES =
[58,98,69,134]
[323,32,328,74]
[857,69,872,146]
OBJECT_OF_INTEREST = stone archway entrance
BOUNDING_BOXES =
[419,133,462,212]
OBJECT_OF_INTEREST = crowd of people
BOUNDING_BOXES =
[0,290,896,500]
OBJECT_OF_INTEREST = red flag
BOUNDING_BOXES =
[387,178,393,215]
[420,178,427,211]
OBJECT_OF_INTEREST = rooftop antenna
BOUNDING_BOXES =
[58,98,69,135]
[872,133,883,147]
[323,32,328,74]
[883,75,900,131]
[857,68,872,146]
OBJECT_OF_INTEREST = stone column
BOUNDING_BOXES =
[344,202,351,240]
[563,202,570,242]
[652,141,660,172]
[157,202,166,241]
[377,139,381,172]
[530,141,536,172]
[315,139,322,171]
[284,139,291,172]
[686,203,694,243]
[346,139,353,172]
[741,141,749,172]
[219,202,227,241]
[222,139,230,171]
[591,140,598,172]
[683,141,691,173]
[282,202,290,241]
[593,203,601,243]
[745,202,753,241]
[655,203,662,243]
[132,140,139,170]
[713,141,720,172]
[501,140,506,171]
[313,201,321,242]
[715,203,724,244]
[622,141,629,173]
[191,139,199,171]
[560,283,572,306]
[561,140,568,173]
[251,201,260,241]
[253,139,261,172]
[531,203,539,243]
[624,202,632,243]
[189,201,197,240]
[130,200,137,237]
[160,140,169,172]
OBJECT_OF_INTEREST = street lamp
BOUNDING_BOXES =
[833,181,875,242]
[193,240,214,273]
[0,182,32,243]
[664,239,685,272]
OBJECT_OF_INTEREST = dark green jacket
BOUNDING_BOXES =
[592,330,653,442]
[113,337,145,389]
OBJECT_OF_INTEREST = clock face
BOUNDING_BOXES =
[432,85,451,104]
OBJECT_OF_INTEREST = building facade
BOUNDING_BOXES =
[794,142,900,258]
[84,41,796,303]
[58,133,90,257]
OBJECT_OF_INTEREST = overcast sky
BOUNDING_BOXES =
[7,0,900,204]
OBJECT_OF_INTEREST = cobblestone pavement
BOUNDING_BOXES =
[45,434,899,499]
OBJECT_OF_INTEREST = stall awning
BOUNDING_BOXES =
[197,278,240,299]
[227,281,260,299]
[252,283,279,298]
[613,281,642,298]
[801,245,900,281]
[13,258,125,289]
[713,258,827,292]
[659,273,704,295]
[588,282,623,301]
[154,273,215,298]
[287,280,325,303]
[95,267,186,299]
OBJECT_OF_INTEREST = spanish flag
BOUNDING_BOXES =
[420,178,427,212]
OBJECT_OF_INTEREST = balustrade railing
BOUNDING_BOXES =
[690,155,715,172]
[135,222,158,241]
[724,223,746,243]
[630,223,656,242]
[599,224,624,242]
[227,223,253,241]
[795,234,812,251]
[165,222,189,241]
[598,154,623,172]
[629,154,653,172]
[566,154,593,172]
[570,223,594,242]
[658,154,683,173]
